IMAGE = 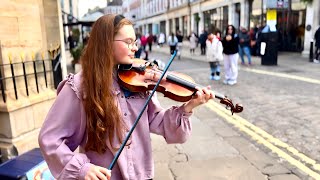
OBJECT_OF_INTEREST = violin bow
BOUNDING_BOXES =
[108,51,178,170]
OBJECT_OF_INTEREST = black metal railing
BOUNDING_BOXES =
[0,59,53,103]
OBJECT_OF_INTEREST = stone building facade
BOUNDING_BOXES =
[0,0,67,161]
[105,0,123,15]
[123,0,319,54]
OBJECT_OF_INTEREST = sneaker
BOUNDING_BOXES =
[227,80,237,85]
[213,76,220,81]
[223,79,229,84]
[314,59,320,63]
[210,75,214,80]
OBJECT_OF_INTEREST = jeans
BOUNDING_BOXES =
[239,46,252,64]
[209,62,220,76]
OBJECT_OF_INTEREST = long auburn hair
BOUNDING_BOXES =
[81,14,133,154]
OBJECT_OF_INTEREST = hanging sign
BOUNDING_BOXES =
[266,0,289,9]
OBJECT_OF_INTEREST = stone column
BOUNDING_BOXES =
[179,17,183,33]
[302,0,319,57]
[166,18,170,38]
[240,0,250,29]
[0,0,59,159]
[313,0,320,28]
[228,3,235,25]
[172,18,176,34]
[57,0,67,78]
[187,15,191,36]
[191,13,195,33]
[199,11,204,32]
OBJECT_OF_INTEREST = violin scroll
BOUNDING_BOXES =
[219,98,243,115]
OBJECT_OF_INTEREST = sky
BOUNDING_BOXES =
[78,0,107,18]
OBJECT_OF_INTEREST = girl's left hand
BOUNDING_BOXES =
[183,86,214,113]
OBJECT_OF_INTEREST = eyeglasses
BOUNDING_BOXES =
[114,39,138,50]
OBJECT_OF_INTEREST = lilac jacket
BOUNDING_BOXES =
[38,72,193,180]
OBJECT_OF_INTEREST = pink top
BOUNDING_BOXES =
[38,72,193,180]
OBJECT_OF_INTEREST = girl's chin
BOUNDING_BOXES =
[119,58,133,65]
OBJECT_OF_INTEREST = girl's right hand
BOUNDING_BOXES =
[85,165,111,180]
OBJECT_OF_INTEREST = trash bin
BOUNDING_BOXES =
[260,32,278,65]
[0,148,54,180]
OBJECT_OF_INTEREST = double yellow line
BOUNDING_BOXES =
[205,100,320,179]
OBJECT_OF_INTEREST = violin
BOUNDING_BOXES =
[118,59,243,114]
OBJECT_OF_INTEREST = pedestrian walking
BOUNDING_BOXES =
[176,30,184,59]
[238,27,252,65]
[134,33,142,58]
[189,32,198,54]
[158,32,165,47]
[140,34,147,51]
[38,14,214,180]
[168,32,178,55]
[216,30,222,40]
[199,30,208,55]
[206,33,223,80]
[67,31,75,51]
[147,33,154,52]
[314,27,320,63]
[249,27,258,56]
[222,25,240,85]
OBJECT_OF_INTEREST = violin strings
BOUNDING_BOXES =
[167,73,198,87]
[150,67,224,98]
[166,72,224,99]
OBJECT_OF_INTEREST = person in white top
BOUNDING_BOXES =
[189,32,198,54]
[206,32,223,80]
[167,32,178,55]
[158,32,165,47]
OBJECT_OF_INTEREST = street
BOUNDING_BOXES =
[145,48,320,180]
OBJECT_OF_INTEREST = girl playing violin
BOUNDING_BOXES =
[38,14,214,180]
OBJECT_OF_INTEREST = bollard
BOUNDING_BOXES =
[309,40,313,62]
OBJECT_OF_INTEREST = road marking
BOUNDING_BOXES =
[205,100,320,179]
[243,68,320,84]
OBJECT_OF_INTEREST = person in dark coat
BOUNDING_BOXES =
[314,27,320,62]
[147,33,154,52]
[67,31,75,50]
[199,30,208,55]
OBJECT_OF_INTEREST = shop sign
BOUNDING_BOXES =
[266,0,289,9]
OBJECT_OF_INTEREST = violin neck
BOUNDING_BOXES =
[166,74,225,100]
